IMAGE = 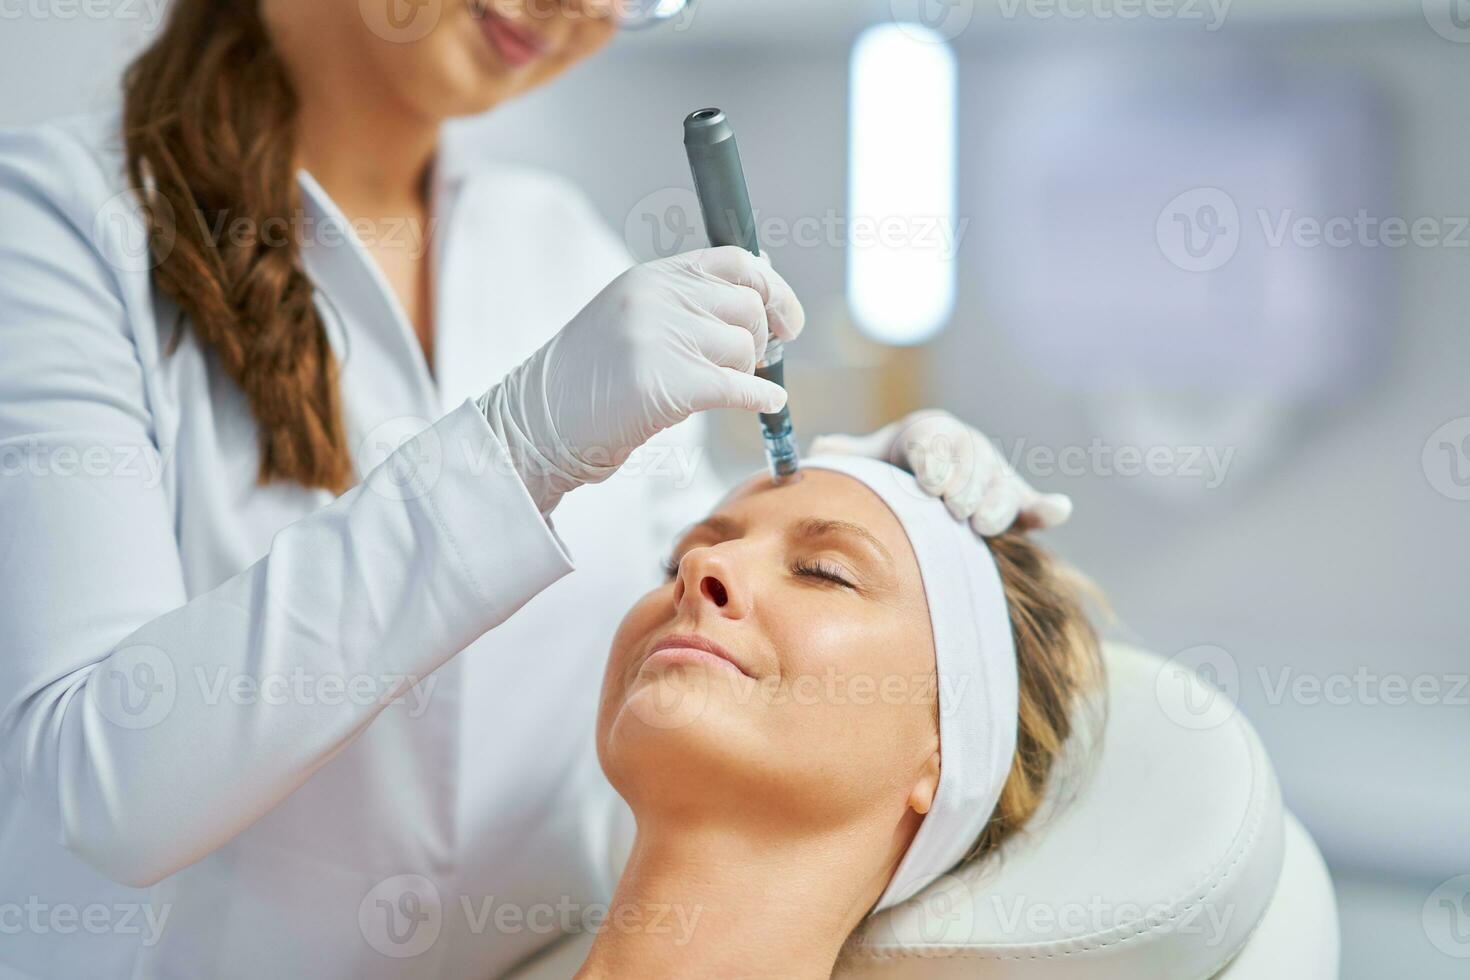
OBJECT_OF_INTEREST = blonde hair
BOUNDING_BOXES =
[964,531,1105,863]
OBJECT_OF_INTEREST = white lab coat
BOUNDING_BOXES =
[0,111,710,979]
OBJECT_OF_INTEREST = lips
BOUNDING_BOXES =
[471,5,547,68]
[644,634,753,679]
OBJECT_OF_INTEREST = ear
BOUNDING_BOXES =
[907,748,941,815]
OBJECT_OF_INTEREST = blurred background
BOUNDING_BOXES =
[4,0,1466,975]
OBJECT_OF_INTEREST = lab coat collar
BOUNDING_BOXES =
[294,168,442,420]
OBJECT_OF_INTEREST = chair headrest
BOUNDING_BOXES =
[840,643,1286,980]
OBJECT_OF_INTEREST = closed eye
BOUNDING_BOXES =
[661,555,680,580]
[792,558,857,589]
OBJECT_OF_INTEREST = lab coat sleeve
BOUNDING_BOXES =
[0,127,575,888]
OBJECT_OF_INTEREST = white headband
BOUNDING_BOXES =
[801,456,1020,913]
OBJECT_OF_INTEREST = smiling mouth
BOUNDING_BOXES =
[644,634,753,679]
[468,2,548,68]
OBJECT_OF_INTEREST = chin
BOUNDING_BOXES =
[425,53,520,119]
[599,671,774,813]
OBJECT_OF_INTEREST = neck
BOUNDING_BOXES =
[268,12,440,216]
[294,81,439,218]
[576,817,888,980]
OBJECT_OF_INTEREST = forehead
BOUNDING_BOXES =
[717,469,915,565]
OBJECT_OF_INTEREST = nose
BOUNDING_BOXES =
[672,546,751,619]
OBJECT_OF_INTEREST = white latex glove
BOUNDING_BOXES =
[810,410,1072,536]
[480,246,805,514]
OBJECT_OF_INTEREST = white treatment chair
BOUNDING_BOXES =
[503,644,1340,979]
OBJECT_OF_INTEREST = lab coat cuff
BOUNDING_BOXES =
[407,399,575,622]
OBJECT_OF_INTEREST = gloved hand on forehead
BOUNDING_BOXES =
[811,410,1072,537]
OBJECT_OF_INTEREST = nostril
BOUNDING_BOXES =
[700,576,728,607]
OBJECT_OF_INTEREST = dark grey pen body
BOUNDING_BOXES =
[683,107,800,483]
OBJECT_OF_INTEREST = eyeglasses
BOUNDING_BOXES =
[616,0,697,30]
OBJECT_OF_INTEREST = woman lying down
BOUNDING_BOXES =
[573,453,1104,978]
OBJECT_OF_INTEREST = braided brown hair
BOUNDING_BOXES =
[123,0,352,493]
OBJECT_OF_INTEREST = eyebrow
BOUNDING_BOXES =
[678,514,741,543]
[793,517,894,566]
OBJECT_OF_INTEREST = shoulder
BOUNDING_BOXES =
[0,107,130,229]
[0,107,162,362]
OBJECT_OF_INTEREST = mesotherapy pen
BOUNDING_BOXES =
[682,106,800,484]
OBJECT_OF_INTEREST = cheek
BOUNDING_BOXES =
[597,589,669,727]
[511,18,615,98]
[766,611,937,778]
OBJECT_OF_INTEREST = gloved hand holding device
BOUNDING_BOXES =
[480,245,805,514]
